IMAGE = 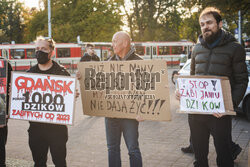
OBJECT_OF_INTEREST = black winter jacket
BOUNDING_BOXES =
[80,53,100,62]
[191,29,248,108]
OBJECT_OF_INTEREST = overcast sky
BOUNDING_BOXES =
[19,0,39,8]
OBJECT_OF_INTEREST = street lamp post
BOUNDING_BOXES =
[48,0,52,38]
[238,10,241,45]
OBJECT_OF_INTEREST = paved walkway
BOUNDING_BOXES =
[6,69,250,167]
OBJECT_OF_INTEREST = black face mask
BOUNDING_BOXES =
[36,50,50,64]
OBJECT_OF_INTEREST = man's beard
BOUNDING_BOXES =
[203,27,221,44]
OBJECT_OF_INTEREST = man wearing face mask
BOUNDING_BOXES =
[176,7,248,167]
[27,36,70,167]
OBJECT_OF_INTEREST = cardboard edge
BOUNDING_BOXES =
[176,109,236,116]
[69,77,77,126]
[176,75,229,80]
[8,71,15,120]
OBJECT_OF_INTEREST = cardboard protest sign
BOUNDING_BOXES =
[9,72,76,125]
[78,60,171,121]
[0,59,8,125]
[177,75,235,115]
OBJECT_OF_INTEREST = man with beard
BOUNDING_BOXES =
[177,7,248,167]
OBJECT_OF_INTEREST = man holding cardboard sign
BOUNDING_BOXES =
[176,7,248,167]
[105,31,143,167]
[77,33,170,166]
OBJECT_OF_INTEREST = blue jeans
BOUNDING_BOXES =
[105,118,142,167]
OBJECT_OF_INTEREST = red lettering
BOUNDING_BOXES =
[215,92,220,98]
[45,113,54,120]
[180,88,185,97]
[189,80,197,88]
[12,109,17,115]
[44,79,55,92]
[55,80,63,93]
[15,76,73,94]
[56,114,70,121]
[12,110,43,119]
[63,81,73,94]
[15,76,34,92]
[34,78,45,91]
[198,81,208,89]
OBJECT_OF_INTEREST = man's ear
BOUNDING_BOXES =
[219,21,223,29]
[49,50,55,58]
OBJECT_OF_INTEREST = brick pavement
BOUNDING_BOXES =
[5,68,250,167]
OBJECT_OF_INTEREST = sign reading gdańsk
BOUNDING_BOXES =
[9,72,76,125]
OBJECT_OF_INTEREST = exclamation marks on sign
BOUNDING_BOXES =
[147,100,153,114]
[152,99,160,115]
[147,99,166,115]
[211,80,217,91]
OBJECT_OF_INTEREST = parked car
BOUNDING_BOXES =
[171,59,191,84]
[172,57,250,121]
[237,56,250,121]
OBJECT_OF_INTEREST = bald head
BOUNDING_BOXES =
[113,31,131,45]
[112,31,131,58]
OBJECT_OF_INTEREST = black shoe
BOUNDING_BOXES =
[181,146,194,153]
[232,145,242,160]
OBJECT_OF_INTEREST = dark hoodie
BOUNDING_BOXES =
[190,29,248,108]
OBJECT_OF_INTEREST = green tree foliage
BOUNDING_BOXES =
[123,0,182,41]
[180,0,250,41]
[24,0,123,43]
[123,0,249,42]
[0,0,25,43]
[179,12,201,42]
[2,0,249,43]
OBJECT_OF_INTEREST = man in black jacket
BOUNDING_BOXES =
[77,43,100,80]
[179,7,248,167]
[27,36,72,167]
[0,59,12,167]
[80,43,100,62]
[105,31,143,167]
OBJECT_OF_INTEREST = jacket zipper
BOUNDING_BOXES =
[205,49,213,75]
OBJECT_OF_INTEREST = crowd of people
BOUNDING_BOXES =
[0,6,248,167]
